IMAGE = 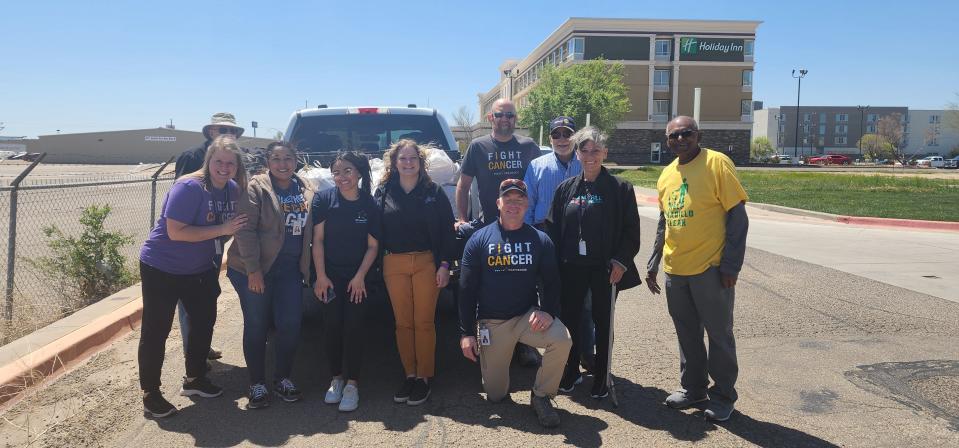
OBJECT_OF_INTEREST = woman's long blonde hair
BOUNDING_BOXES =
[183,135,248,191]
[379,139,434,188]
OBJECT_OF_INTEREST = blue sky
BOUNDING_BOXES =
[2,0,956,138]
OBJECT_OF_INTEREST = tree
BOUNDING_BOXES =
[750,136,775,162]
[451,106,476,152]
[858,134,895,161]
[518,59,630,143]
[876,113,905,161]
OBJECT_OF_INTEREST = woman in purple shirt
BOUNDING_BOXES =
[138,136,248,418]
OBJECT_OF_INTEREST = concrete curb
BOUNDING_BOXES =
[634,191,959,232]
[0,284,143,409]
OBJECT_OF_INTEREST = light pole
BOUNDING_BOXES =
[791,69,808,158]
[857,105,869,158]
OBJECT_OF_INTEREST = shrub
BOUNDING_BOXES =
[27,205,137,308]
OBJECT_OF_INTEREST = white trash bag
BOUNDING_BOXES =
[298,166,335,192]
[426,149,458,186]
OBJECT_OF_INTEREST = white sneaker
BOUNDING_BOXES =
[324,378,345,404]
[338,384,359,412]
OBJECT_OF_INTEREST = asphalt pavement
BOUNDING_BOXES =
[2,207,958,447]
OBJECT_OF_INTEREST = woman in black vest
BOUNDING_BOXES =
[375,139,456,406]
[546,126,641,399]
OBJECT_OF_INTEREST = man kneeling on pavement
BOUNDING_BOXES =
[459,179,572,428]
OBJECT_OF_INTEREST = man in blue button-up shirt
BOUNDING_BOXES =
[524,116,582,229]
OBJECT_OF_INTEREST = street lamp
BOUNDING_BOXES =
[503,69,515,102]
[791,69,808,158]
[857,105,870,158]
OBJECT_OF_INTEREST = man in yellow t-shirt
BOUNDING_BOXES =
[645,116,749,422]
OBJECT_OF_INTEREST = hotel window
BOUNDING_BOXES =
[929,136,939,146]
[654,70,670,91]
[655,39,671,60]
[836,113,849,122]
[744,40,754,58]
[835,125,848,134]
[569,37,584,60]
[741,100,753,118]
[819,136,825,146]
[803,113,811,122]
[653,100,671,120]
[930,115,941,124]
[742,70,753,90]
[867,113,878,122]
[835,136,847,145]
[819,124,826,135]
[866,124,876,133]
[819,113,826,122]
[561,43,569,61]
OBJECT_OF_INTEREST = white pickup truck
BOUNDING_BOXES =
[916,156,945,168]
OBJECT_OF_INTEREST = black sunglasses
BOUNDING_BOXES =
[550,130,572,139]
[217,126,237,135]
[667,129,696,140]
[492,112,516,119]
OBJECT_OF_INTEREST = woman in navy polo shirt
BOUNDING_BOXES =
[137,136,248,418]
[311,151,381,412]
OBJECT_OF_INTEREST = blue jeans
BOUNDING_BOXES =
[226,255,304,384]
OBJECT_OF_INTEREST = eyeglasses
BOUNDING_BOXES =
[492,112,516,119]
[667,129,696,140]
[550,130,572,139]
[217,126,237,135]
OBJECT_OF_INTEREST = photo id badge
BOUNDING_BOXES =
[292,224,302,236]
[214,239,223,255]
[578,239,587,256]
[478,327,491,346]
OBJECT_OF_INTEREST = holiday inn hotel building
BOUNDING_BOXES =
[478,18,761,164]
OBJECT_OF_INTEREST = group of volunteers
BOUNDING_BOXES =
[137,102,749,428]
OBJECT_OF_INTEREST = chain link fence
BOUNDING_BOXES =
[0,156,175,345]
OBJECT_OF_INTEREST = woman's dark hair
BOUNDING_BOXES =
[265,140,296,157]
[333,150,373,196]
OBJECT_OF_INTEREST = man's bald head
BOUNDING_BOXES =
[667,115,699,133]
[491,98,516,112]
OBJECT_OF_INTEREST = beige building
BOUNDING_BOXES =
[479,17,761,164]
[8,128,274,164]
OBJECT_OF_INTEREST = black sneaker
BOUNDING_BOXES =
[274,378,302,403]
[407,378,430,406]
[559,371,583,393]
[180,376,223,398]
[247,383,270,410]
[393,377,416,403]
[143,390,177,418]
[207,347,223,360]
[590,379,609,399]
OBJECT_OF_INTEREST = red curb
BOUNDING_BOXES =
[0,298,143,409]
[836,215,959,232]
[635,192,658,205]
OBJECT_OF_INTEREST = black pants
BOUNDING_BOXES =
[138,261,220,392]
[560,262,614,385]
[322,272,367,381]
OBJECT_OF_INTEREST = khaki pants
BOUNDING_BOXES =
[384,252,440,378]
[478,309,572,401]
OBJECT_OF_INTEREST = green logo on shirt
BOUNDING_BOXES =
[665,178,694,227]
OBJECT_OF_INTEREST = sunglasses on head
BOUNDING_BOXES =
[667,129,696,140]
[550,130,572,139]
[492,111,516,119]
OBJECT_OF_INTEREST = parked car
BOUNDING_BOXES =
[942,155,959,169]
[808,154,851,165]
[916,156,945,168]
[773,154,793,165]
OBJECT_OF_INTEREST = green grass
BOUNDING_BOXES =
[613,167,959,222]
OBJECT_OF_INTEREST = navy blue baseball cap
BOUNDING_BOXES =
[549,116,576,133]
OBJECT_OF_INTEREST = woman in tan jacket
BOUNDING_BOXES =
[227,141,314,410]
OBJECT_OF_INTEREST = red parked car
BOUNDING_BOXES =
[809,154,851,165]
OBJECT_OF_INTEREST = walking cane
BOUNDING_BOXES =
[607,283,619,408]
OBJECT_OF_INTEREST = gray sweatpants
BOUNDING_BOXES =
[664,266,738,404]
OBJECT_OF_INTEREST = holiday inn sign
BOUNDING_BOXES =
[679,37,746,62]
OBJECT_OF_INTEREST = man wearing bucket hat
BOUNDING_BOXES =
[172,112,245,363]
[175,112,245,177]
